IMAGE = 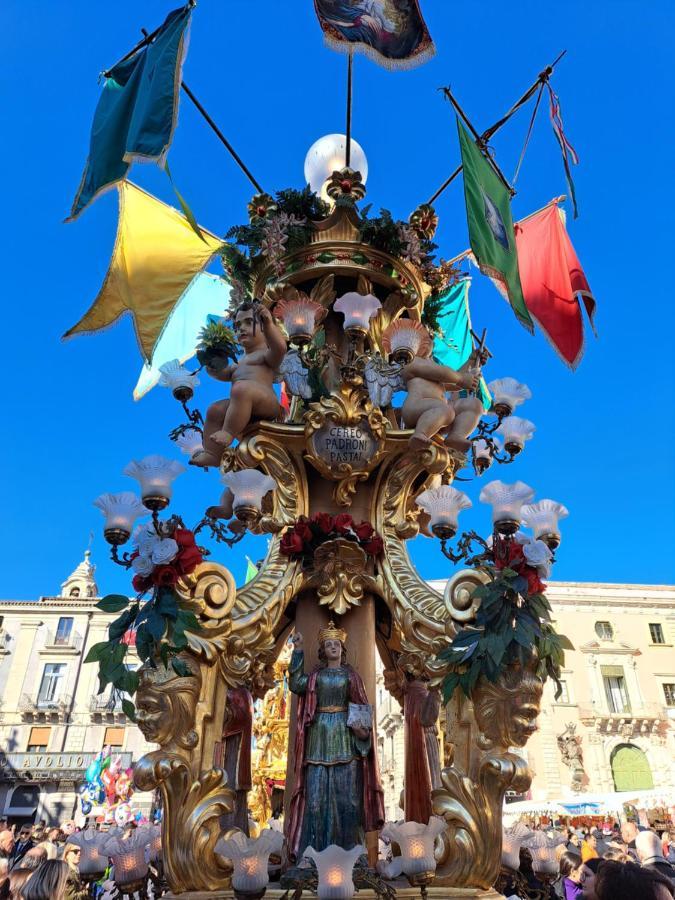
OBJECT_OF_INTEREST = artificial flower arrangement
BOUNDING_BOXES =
[438,532,573,703]
[280,512,384,563]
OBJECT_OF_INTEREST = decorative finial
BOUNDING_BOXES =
[325,168,366,206]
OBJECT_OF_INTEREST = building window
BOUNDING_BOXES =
[649,623,665,644]
[69,587,80,598]
[37,663,66,705]
[663,684,675,707]
[556,680,570,704]
[595,621,614,641]
[55,617,74,645]
[601,666,631,713]
[104,727,125,751]
[26,727,51,752]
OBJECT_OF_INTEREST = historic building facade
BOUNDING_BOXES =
[376,580,675,814]
[0,552,154,825]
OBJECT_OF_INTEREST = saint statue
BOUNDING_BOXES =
[402,676,441,824]
[286,621,384,860]
[213,686,253,834]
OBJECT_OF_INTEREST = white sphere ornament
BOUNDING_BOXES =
[479,480,535,534]
[521,499,569,549]
[416,485,471,539]
[93,492,147,545]
[304,134,368,203]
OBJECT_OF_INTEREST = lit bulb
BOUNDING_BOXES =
[304,134,368,203]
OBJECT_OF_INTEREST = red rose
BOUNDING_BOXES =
[311,512,334,535]
[174,529,197,549]
[295,520,313,543]
[334,513,354,534]
[494,540,524,571]
[152,565,179,587]
[525,568,546,596]
[280,530,305,556]
[175,545,203,576]
[363,535,384,556]
[353,521,375,541]
[132,573,151,594]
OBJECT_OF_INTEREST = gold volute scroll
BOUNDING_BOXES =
[303,538,381,616]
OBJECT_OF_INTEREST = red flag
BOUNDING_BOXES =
[514,201,596,369]
[280,382,291,418]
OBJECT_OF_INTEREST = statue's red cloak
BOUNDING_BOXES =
[286,665,385,858]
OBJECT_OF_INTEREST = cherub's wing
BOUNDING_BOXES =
[364,358,405,407]
[278,350,312,399]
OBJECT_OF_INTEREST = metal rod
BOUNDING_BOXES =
[443,87,513,192]
[427,163,462,205]
[346,51,353,167]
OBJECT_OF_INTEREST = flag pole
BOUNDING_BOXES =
[427,51,567,205]
[345,51,353,167]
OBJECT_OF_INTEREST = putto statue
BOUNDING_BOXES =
[286,622,384,859]
[557,722,586,792]
[192,303,287,467]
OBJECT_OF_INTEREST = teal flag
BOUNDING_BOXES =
[432,279,491,410]
[67,4,192,221]
[457,119,533,333]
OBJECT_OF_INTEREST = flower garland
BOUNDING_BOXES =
[438,533,573,702]
[130,525,203,593]
[280,513,384,562]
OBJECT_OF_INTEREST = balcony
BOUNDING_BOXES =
[89,694,126,724]
[40,630,83,656]
[19,694,73,723]
[578,703,668,736]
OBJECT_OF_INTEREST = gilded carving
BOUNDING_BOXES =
[135,657,201,752]
[472,662,544,751]
[303,537,381,616]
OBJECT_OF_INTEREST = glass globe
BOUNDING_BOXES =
[304,134,368,203]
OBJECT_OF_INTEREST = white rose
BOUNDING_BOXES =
[131,553,154,576]
[149,537,178,565]
[132,525,157,554]
[522,538,552,569]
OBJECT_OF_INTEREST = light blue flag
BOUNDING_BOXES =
[432,279,491,410]
[134,272,230,399]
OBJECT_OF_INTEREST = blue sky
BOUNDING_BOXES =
[1,1,673,599]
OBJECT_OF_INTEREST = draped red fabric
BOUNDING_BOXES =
[403,681,433,824]
[222,686,253,791]
[285,666,385,858]
[514,202,596,369]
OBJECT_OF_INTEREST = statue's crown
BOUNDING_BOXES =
[318,620,347,644]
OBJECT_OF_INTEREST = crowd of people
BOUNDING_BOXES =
[0,821,104,900]
[505,820,675,900]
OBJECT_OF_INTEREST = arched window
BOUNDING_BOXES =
[69,587,81,598]
[86,585,95,597]
[7,784,40,812]
[610,743,654,792]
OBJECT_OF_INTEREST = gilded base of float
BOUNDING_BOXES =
[163,885,503,899]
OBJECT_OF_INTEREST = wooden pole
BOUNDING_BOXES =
[345,51,353,167]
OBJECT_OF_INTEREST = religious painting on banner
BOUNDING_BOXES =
[314,0,435,69]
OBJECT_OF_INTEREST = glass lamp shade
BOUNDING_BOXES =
[123,455,185,510]
[495,416,535,455]
[216,830,284,893]
[473,438,493,473]
[67,829,110,878]
[304,133,368,203]
[381,818,445,878]
[148,825,162,863]
[382,319,432,363]
[521,499,569,549]
[333,292,381,336]
[275,297,324,344]
[174,428,204,458]
[221,469,276,521]
[305,844,364,900]
[487,377,532,416]
[479,480,535,534]
[524,832,561,877]
[93,492,147,544]
[158,359,200,401]
[502,823,532,871]
[415,486,471,539]
[110,846,149,886]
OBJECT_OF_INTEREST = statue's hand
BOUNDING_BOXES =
[258,305,274,328]
[462,368,480,392]
[351,725,370,741]
[290,632,304,652]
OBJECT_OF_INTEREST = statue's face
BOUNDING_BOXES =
[135,688,170,744]
[234,309,261,351]
[323,638,342,661]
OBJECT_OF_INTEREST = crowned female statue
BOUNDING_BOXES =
[285,621,384,859]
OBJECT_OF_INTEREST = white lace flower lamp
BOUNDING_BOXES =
[381,319,432,364]
[521,499,569,550]
[275,297,325,345]
[381,818,445,886]
[221,469,276,525]
[495,416,535,456]
[216,830,284,895]
[174,428,204,459]
[93,492,147,545]
[473,438,494,474]
[123,455,185,511]
[479,480,535,535]
[487,377,532,417]
[415,485,472,539]
[304,844,365,900]
[158,359,200,402]
[502,822,533,871]
[334,292,381,338]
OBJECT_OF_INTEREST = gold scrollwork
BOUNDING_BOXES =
[303,538,382,616]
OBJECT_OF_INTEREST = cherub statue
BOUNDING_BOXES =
[191,303,287,467]
[382,319,484,452]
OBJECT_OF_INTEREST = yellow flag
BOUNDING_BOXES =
[64,182,222,361]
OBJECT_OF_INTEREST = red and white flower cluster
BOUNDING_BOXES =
[130,525,203,593]
[280,512,384,560]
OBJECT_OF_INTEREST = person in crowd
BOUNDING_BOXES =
[636,830,675,883]
[62,845,88,900]
[620,820,640,860]
[602,847,631,862]
[664,832,675,865]
[34,829,60,862]
[566,830,581,852]
[19,849,46,872]
[0,833,14,863]
[580,831,599,863]
[581,858,674,900]
[557,850,583,900]
[6,869,33,900]
[9,828,33,870]
[21,860,70,900]
[520,847,556,900]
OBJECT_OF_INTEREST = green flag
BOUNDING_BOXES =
[244,557,258,584]
[457,120,533,333]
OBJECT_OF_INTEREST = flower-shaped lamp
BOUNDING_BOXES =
[216,830,284,896]
[479,480,535,535]
[381,319,432,364]
[93,492,147,545]
[415,486,471,540]
[275,296,325,345]
[495,416,535,456]
[148,824,162,863]
[524,831,563,879]
[502,823,533,871]
[67,828,110,879]
[521,499,569,550]
[304,844,364,900]
[487,377,532,418]
[381,817,445,881]
[333,292,381,338]
[473,438,494,474]
[123,455,185,511]
[158,359,200,402]
[174,428,204,458]
[221,469,276,525]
